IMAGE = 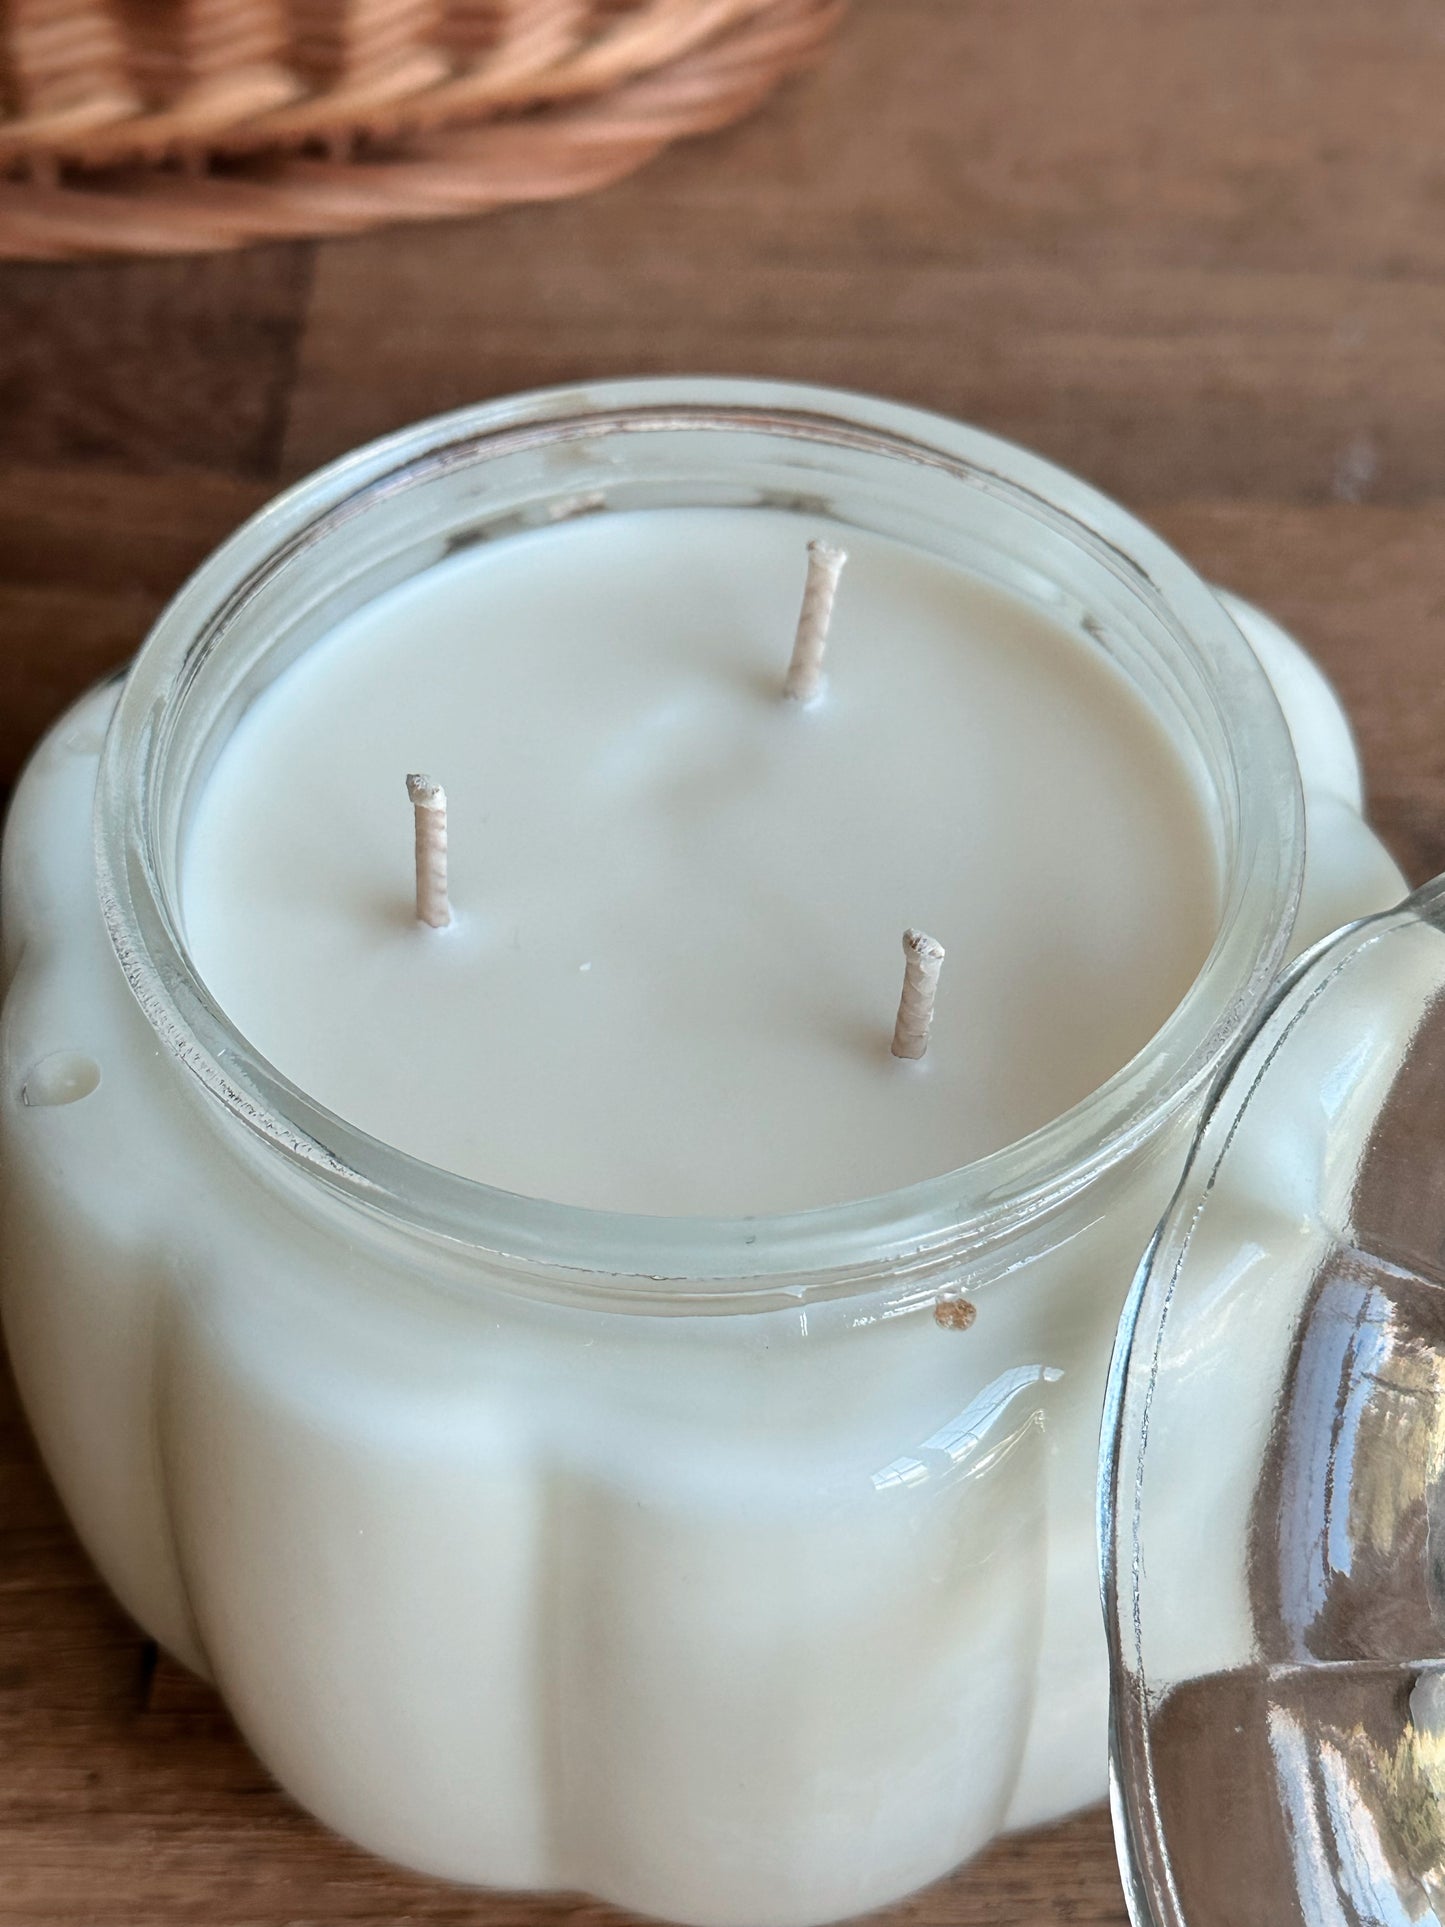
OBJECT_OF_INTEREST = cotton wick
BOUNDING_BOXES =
[784,539,848,703]
[406,772,451,929]
[891,928,945,1060]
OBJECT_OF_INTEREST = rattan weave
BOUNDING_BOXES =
[0,0,839,257]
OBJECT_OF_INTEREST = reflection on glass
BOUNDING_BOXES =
[1107,889,1445,1926]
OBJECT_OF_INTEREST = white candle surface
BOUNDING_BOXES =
[182,507,1218,1215]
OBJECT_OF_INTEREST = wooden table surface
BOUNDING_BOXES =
[5,1,1445,1920]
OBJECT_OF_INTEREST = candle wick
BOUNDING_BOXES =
[406,772,451,929]
[784,539,848,703]
[891,928,945,1060]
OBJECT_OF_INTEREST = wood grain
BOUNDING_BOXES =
[3,0,1445,1918]
[0,467,271,780]
[0,249,311,475]
[282,0,1445,506]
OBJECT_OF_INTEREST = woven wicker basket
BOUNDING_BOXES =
[0,0,839,258]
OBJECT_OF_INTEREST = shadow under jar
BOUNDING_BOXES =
[0,381,1406,1927]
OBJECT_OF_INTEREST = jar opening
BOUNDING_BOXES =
[94,380,1304,1298]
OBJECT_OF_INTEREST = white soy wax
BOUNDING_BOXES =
[182,507,1218,1215]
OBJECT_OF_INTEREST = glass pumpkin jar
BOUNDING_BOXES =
[0,381,1405,1927]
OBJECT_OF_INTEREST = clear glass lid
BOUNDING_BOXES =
[1103,875,1445,1926]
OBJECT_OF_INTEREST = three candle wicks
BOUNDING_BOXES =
[405,539,947,1059]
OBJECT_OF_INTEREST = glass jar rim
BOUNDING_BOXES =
[94,377,1305,1301]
